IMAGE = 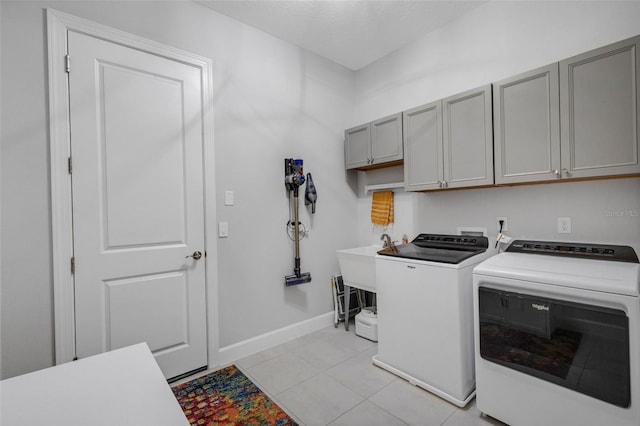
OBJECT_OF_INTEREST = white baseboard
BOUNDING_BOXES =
[217,312,334,366]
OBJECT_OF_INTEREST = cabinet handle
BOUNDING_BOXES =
[438,181,443,188]
[443,180,448,188]
[554,169,560,177]
[562,168,572,177]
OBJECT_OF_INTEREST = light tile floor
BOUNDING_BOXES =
[196,321,506,426]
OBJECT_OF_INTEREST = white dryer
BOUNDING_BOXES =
[473,240,640,426]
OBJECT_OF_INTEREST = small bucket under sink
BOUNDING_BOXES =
[355,307,378,342]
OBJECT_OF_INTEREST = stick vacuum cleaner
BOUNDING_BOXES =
[284,158,312,286]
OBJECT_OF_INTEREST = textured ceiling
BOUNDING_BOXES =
[196,0,487,70]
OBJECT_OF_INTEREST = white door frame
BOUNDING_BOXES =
[46,8,219,368]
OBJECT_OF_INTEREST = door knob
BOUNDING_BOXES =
[186,251,202,260]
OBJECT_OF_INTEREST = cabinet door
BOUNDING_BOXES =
[494,64,561,184]
[344,123,371,169]
[560,35,640,178]
[443,85,494,188]
[371,113,403,165]
[403,100,443,191]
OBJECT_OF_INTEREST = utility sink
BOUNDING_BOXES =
[336,245,380,293]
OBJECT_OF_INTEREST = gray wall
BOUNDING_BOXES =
[414,178,640,254]
[353,1,640,253]
[0,1,358,379]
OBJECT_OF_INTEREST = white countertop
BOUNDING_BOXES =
[1,343,189,426]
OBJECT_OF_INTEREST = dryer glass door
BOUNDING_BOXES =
[478,287,630,407]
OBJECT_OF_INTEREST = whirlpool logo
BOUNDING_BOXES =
[531,303,549,311]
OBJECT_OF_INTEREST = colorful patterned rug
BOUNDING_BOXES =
[172,365,298,426]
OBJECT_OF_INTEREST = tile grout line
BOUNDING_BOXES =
[236,364,307,425]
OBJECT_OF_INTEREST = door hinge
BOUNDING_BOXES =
[71,256,75,274]
[68,157,72,174]
[65,54,71,73]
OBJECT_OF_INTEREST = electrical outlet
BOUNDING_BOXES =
[557,217,571,234]
[497,217,508,232]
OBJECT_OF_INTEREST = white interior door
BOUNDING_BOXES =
[67,30,207,379]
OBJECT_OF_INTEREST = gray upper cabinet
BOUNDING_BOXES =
[493,64,561,184]
[362,35,640,187]
[403,100,443,191]
[344,123,371,169]
[371,114,404,165]
[404,85,494,191]
[559,35,640,179]
[345,113,403,170]
[443,85,494,189]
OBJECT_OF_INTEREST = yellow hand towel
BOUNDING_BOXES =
[371,190,394,225]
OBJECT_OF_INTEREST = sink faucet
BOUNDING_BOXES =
[381,233,395,250]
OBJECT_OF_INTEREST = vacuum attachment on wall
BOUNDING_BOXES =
[305,173,317,213]
[284,158,312,286]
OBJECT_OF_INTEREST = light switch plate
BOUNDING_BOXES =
[224,190,234,206]
[218,221,229,237]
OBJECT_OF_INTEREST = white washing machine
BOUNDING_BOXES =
[473,240,640,426]
[373,234,493,407]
